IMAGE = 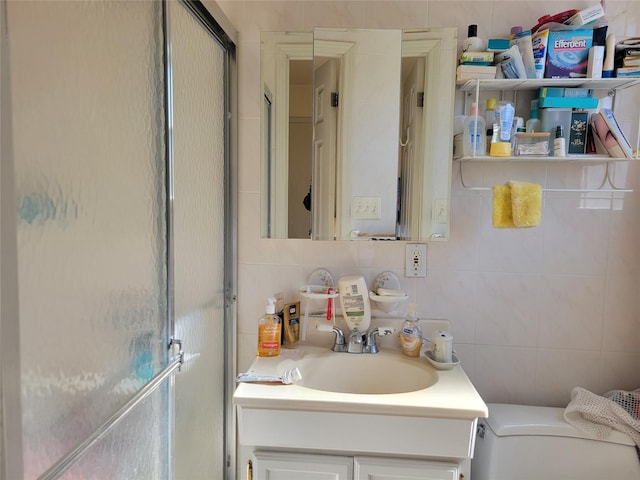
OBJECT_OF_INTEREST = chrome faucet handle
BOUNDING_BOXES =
[347,328,365,353]
[363,327,396,354]
[316,323,347,352]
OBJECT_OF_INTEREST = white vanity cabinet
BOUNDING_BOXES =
[354,456,459,480]
[253,451,459,480]
[253,451,352,480]
[235,346,488,480]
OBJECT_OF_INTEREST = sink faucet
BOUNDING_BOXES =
[316,324,347,352]
[317,324,395,354]
[363,327,395,354]
[347,328,365,353]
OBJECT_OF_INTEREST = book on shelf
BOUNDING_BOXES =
[590,108,633,159]
[616,66,640,77]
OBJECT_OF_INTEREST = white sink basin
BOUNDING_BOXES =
[296,351,438,394]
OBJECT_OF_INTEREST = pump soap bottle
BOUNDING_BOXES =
[400,304,423,357]
[257,297,282,357]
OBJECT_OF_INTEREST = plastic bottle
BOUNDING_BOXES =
[400,304,423,357]
[554,125,566,157]
[462,102,486,157]
[257,297,282,357]
[462,24,484,52]
[490,100,515,156]
[525,100,541,133]
[485,98,496,154]
[338,275,371,333]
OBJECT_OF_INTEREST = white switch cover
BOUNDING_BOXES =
[352,196,381,220]
[434,198,447,224]
[405,243,427,277]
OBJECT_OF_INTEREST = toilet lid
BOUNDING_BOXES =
[485,403,635,446]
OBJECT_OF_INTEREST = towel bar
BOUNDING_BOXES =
[457,158,633,193]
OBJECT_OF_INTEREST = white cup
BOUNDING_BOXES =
[432,330,453,363]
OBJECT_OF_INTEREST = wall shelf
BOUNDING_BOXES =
[454,154,635,163]
[455,77,640,193]
[457,78,640,92]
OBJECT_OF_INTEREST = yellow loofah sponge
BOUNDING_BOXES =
[509,181,542,227]
[492,184,514,228]
[492,181,542,228]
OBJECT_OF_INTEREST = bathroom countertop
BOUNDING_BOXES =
[233,344,488,420]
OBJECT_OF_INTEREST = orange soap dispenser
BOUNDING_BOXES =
[257,297,282,357]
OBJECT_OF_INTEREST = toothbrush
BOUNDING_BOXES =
[326,287,334,321]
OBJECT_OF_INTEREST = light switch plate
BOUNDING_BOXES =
[352,196,381,220]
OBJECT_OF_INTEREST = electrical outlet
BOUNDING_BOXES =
[405,243,427,277]
[352,196,381,220]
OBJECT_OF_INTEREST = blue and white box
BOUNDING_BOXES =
[545,29,593,78]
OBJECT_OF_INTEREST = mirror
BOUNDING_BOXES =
[260,28,457,241]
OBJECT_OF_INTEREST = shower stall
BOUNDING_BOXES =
[1,1,237,478]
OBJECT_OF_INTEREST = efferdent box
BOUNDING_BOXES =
[545,29,593,78]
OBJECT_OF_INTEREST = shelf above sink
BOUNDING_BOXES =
[457,78,640,91]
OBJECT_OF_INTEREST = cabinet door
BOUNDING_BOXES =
[253,451,353,480]
[354,456,458,480]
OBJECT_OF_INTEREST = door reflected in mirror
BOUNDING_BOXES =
[260,28,457,241]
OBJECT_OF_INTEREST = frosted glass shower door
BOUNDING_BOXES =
[7,1,167,478]
[168,2,230,478]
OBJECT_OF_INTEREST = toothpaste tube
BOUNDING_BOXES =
[532,29,549,79]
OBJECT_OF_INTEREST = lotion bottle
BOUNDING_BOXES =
[338,275,371,333]
[525,100,541,133]
[462,102,486,157]
[257,297,282,357]
[554,125,566,157]
[462,24,484,52]
[400,304,423,357]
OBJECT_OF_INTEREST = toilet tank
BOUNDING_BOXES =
[472,403,640,480]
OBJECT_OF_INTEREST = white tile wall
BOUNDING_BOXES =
[218,0,640,407]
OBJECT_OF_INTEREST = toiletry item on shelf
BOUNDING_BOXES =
[603,33,616,78]
[514,132,550,156]
[554,125,566,157]
[510,30,537,79]
[545,29,593,78]
[462,102,486,157]
[462,24,484,52]
[400,304,423,357]
[587,27,607,78]
[532,29,549,79]
[338,275,371,333]
[526,100,541,132]
[282,301,300,349]
[568,112,589,154]
[490,100,514,156]
[257,297,282,357]
[485,98,496,154]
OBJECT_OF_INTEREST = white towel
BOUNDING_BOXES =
[564,387,640,445]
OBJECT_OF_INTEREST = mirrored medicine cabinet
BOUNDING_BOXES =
[260,27,457,241]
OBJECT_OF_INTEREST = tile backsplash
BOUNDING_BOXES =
[218,0,640,407]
